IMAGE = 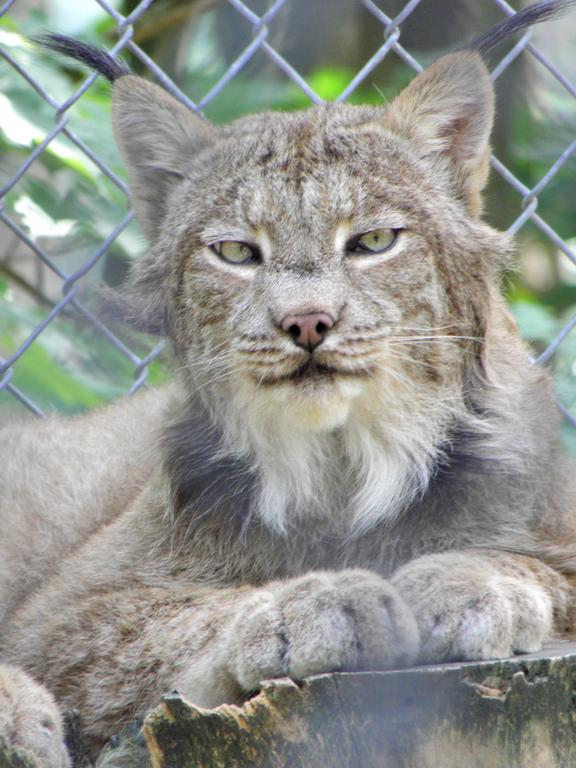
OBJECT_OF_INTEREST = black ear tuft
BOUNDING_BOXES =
[34,32,130,82]
[467,0,576,57]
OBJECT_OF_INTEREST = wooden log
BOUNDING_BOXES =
[143,640,576,768]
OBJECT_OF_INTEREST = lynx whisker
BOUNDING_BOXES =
[345,329,479,344]
[385,334,482,343]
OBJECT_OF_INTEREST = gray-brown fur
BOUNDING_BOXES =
[2,5,576,766]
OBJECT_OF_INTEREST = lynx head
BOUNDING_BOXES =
[112,50,506,427]
[40,30,526,533]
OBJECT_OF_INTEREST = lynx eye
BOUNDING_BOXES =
[211,240,260,265]
[348,228,399,255]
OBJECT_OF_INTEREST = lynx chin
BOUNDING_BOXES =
[1,3,576,766]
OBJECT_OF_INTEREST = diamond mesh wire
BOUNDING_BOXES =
[0,0,575,431]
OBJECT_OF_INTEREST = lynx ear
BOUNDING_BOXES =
[385,51,494,217]
[112,76,217,240]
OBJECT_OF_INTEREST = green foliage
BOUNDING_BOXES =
[0,16,158,412]
[508,99,576,243]
[0,283,166,413]
[0,24,141,266]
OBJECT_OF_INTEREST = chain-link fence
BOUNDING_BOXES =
[0,0,575,437]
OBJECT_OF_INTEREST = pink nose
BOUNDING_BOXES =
[281,312,335,351]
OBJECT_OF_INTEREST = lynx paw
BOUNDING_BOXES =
[226,569,419,691]
[391,554,553,662]
[0,664,70,768]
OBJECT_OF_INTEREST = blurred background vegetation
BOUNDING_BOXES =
[0,0,575,449]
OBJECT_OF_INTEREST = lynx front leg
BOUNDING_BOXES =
[391,551,572,662]
[0,664,70,768]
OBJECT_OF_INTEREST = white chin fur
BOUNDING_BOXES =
[221,373,456,535]
[266,378,364,432]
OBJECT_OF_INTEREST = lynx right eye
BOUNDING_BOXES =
[211,240,261,265]
[347,228,399,255]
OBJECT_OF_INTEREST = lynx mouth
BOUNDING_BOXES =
[259,358,369,387]
[290,360,337,381]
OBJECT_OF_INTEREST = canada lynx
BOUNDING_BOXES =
[1,3,576,766]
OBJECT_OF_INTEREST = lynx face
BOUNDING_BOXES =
[151,104,503,434]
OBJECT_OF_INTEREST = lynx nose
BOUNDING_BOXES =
[281,312,335,351]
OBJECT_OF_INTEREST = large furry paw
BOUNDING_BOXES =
[391,553,554,662]
[225,569,419,691]
[0,664,70,768]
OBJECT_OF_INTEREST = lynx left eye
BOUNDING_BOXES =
[348,228,399,255]
[211,240,261,265]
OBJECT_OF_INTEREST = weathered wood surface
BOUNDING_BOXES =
[143,640,576,768]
